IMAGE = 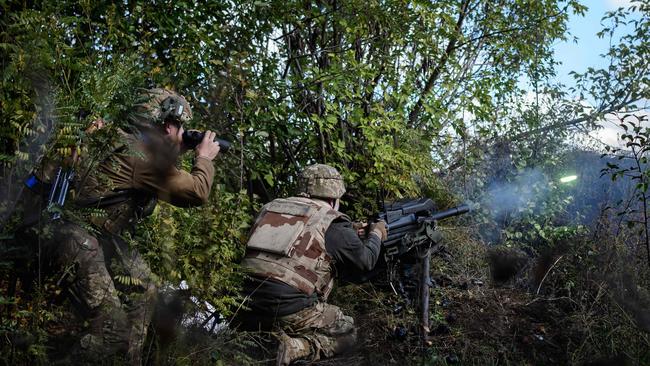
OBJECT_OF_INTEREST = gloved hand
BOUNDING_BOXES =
[369,221,388,241]
[352,221,368,238]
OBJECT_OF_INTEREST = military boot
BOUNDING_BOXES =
[276,333,311,366]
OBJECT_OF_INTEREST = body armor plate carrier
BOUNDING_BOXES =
[242,197,344,299]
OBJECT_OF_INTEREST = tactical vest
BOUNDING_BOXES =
[241,197,344,299]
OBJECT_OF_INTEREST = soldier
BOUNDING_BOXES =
[22,88,221,364]
[236,164,387,365]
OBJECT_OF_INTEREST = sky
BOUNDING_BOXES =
[553,0,633,87]
[552,0,642,148]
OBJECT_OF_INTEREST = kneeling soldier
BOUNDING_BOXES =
[20,88,220,364]
[236,164,387,365]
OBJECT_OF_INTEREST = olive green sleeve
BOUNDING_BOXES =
[131,154,215,207]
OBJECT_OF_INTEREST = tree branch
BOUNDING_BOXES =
[407,0,471,127]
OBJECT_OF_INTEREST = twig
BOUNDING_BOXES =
[536,255,564,295]
[524,296,577,307]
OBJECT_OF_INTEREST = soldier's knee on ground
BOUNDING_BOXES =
[310,327,357,359]
[329,312,355,335]
[318,304,355,337]
[312,311,357,358]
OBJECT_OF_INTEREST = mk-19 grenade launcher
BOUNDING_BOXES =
[379,198,470,257]
[375,198,470,344]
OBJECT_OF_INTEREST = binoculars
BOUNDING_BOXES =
[182,130,231,153]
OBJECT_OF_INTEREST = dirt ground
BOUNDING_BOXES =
[293,236,646,366]
[314,277,574,366]
[4,232,648,365]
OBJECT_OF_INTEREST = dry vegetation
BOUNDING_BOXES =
[227,220,650,366]
[3,213,650,366]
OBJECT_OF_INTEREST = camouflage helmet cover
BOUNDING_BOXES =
[298,164,346,199]
[135,88,192,125]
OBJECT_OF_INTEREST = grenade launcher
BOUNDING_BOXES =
[375,198,470,344]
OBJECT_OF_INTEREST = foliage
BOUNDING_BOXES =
[2,0,589,206]
[600,113,650,266]
[134,185,253,316]
[2,0,650,364]
[572,0,650,114]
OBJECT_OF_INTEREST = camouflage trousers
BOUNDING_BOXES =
[276,302,357,362]
[49,222,157,365]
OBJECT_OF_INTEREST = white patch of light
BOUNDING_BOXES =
[560,175,578,183]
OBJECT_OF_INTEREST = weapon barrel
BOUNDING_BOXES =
[428,203,470,221]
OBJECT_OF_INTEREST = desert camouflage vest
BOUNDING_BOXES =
[241,196,344,299]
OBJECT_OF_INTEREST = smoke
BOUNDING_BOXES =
[482,168,550,223]
[0,74,58,226]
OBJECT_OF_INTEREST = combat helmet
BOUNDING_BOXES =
[298,164,346,199]
[134,88,192,125]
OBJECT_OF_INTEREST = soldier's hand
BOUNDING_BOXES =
[85,118,105,134]
[353,221,368,238]
[196,130,220,160]
[369,221,388,241]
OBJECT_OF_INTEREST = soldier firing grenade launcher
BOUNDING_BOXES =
[181,130,231,153]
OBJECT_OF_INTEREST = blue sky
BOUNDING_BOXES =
[553,0,633,88]
[552,0,643,148]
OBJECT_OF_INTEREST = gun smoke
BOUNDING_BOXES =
[482,168,550,225]
[0,74,58,226]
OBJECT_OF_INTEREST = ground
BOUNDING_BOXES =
[3,229,649,365]
[240,230,648,366]
[231,241,566,365]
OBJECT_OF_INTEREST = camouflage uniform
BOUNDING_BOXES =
[238,164,384,365]
[28,89,215,364]
[275,302,357,360]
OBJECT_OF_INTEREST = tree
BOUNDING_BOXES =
[0,1,599,361]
